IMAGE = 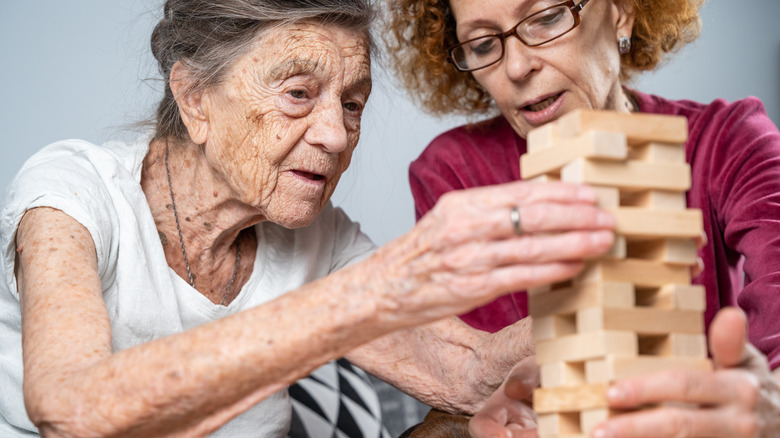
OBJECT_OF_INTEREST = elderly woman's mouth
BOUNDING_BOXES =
[291,170,326,182]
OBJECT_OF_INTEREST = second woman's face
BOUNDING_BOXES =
[200,23,371,228]
[450,0,634,138]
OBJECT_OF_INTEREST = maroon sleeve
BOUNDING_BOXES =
[697,98,780,369]
[407,117,530,333]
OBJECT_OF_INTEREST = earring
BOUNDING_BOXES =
[618,36,631,55]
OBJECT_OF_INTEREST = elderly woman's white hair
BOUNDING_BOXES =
[150,0,376,142]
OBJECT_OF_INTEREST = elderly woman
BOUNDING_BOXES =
[0,0,619,437]
[385,0,780,436]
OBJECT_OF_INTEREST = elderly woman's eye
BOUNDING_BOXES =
[289,89,307,99]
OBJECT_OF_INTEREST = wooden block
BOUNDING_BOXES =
[528,280,574,295]
[627,239,699,265]
[638,333,708,358]
[538,412,580,435]
[598,234,627,260]
[534,314,577,341]
[534,382,609,414]
[610,208,703,240]
[521,131,627,179]
[536,330,638,365]
[561,158,691,192]
[541,361,586,388]
[576,307,705,335]
[528,123,556,153]
[628,142,686,164]
[529,282,635,318]
[555,110,688,146]
[585,356,713,383]
[527,173,561,182]
[580,408,620,435]
[575,259,691,288]
[634,284,705,311]
[594,186,620,208]
[621,190,687,210]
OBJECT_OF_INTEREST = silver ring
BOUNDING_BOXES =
[510,206,522,236]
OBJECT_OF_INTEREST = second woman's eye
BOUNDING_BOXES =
[343,102,360,112]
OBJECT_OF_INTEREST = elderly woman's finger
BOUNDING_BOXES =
[425,203,615,249]
[438,230,614,269]
[593,405,756,438]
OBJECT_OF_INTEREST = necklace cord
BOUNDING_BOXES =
[164,142,240,305]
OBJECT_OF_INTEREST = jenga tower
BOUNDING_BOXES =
[521,110,712,437]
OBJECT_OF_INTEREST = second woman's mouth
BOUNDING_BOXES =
[524,93,563,112]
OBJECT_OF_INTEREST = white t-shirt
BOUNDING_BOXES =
[0,137,376,437]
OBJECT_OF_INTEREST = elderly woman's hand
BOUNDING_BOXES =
[593,307,780,438]
[469,356,540,438]
[371,180,615,327]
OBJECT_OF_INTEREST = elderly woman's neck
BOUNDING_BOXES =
[141,137,260,277]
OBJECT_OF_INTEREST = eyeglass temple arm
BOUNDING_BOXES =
[573,0,589,13]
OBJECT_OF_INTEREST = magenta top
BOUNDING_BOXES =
[409,90,780,369]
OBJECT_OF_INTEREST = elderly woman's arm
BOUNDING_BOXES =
[19,181,614,437]
[347,316,533,415]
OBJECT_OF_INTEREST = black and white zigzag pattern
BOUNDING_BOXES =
[288,359,391,438]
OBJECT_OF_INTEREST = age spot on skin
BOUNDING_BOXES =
[158,231,168,246]
[204,222,213,231]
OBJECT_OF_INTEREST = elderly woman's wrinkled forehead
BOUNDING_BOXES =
[246,22,371,83]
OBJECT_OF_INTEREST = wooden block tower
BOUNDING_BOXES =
[521,110,712,437]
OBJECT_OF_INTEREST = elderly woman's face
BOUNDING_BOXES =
[450,0,634,138]
[198,23,371,228]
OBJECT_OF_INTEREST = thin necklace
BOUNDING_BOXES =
[164,143,241,305]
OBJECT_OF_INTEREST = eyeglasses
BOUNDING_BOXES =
[448,0,589,72]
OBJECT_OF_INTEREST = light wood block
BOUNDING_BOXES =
[621,190,687,210]
[598,234,627,260]
[580,409,619,435]
[521,131,627,179]
[576,307,704,335]
[595,186,620,208]
[527,173,561,182]
[575,259,691,288]
[628,142,686,164]
[610,208,703,240]
[541,361,586,388]
[634,284,706,311]
[555,110,688,146]
[534,314,577,341]
[528,123,556,153]
[536,330,638,365]
[638,333,708,358]
[627,239,698,265]
[562,158,691,192]
[538,412,581,436]
[529,282,635,318]
[534,382,609,414]
[585,356,713,383]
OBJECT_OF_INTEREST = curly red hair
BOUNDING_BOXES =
[382,0,704,116]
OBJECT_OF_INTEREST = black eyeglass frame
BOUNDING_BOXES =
[447,0,590,72]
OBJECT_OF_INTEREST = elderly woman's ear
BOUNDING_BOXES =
[170,61,209,145]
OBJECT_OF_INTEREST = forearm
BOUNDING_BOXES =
[347,317,535,415]
[21,239,387,437]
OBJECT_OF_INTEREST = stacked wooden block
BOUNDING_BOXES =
[521,110,712,438]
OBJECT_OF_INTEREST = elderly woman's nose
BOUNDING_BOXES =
[503,37,538,81]
[304,101,350,153]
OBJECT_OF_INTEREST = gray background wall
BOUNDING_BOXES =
[2,0,779,435]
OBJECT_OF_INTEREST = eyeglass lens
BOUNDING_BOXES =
[451,3,576,71]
